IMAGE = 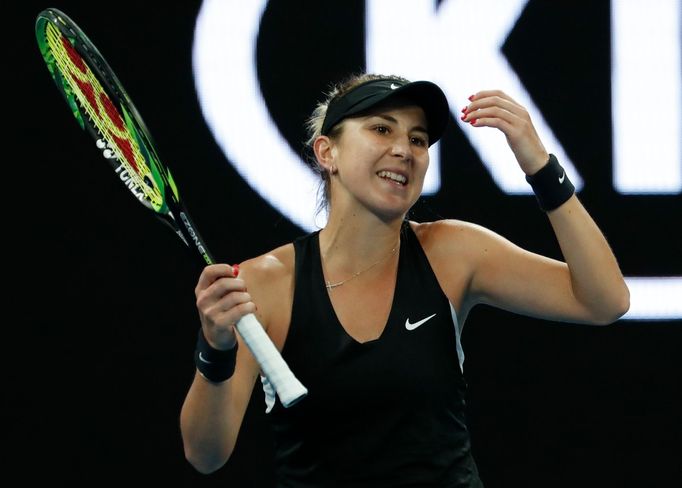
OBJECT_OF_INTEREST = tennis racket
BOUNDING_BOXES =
[35,8,307,407]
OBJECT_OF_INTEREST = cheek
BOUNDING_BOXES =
[416,154,430,177]
[339,143,381,169]
[422,153,430,169]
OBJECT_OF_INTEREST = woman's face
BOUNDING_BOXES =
[329,104,430,220]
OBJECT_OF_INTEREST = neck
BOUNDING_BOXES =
[319,211,404,275]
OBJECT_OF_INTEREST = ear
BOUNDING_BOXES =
[313,135,336,172]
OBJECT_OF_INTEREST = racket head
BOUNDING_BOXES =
[35,8,174,211]
[35,8,212,265]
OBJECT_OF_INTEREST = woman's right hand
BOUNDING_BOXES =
[194,263,256,350]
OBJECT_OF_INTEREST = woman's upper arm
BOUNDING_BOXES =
[464,223,597,323]
[238,244,295,351]
[420,220,595,324]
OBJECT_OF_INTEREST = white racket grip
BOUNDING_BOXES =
[235,313,307,407]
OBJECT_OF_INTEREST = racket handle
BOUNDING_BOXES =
[235,313,307,407]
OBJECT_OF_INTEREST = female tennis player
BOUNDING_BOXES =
[180,73,630,487]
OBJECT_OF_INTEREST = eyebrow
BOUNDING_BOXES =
[371,114,429,136]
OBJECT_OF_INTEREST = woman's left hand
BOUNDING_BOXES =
[462,90,549,175]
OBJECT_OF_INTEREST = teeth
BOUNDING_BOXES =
[377,170,407,185]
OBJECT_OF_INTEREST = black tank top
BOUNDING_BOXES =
[264,223,484,487]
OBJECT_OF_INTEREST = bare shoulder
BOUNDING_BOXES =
[410,219,499,255]
[408,219,502,308]
[237,243,295,347]
[239,243,295,286]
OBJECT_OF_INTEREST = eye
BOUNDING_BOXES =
[373,125,390,135]
[410,135,427,147]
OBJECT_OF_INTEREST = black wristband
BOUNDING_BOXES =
[525,154,575,211]
[194,328,238,383]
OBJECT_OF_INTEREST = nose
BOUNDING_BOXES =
[390,136,413,162]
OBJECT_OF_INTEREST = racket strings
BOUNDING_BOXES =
[44,22,164,209]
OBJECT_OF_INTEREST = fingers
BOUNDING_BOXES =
[460,90,527,128]
[460,90,548,172]
[212,299,257,331]
[195,263,240,294]
[195,263,249,314]
[470,90,521,108]
[194,263,256,347]
[207,290,255,322]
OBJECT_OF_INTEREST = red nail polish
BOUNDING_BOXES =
[460,114,467,121]
[470,119,477,125]
[468,95,475,101]
[461,106,468,113]
[232,264,240,277]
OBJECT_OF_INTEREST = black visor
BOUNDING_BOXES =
[321,78,450,146]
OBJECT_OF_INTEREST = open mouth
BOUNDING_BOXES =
[377,170,408,186]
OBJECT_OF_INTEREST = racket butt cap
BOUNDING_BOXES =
[279,387,308,408]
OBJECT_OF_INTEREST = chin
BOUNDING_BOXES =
[372,202,412,223]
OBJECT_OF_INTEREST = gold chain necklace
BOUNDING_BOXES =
[325,241,399,291]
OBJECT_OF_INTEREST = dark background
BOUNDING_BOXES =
[12,1,681,487]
